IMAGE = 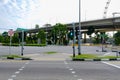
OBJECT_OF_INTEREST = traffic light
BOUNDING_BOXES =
[75,27,78,39]
[68,29,74,40]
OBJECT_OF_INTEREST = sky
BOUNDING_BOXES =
[0,0,120,32]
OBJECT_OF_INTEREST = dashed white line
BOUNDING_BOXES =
[71,71,76,74]
[15,71,20,74]
[78,79,83,80]
[73,75,77,77]
[8,79,13,80]
[69,68,73,71]
[19,68,23,71]
[21,66,25,69]
[25,62,30,64]
[11,75,16,78]
[64,61,68,65]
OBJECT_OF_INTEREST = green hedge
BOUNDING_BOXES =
[2,43,46,47]
[25,44,46,47]
[2,43,19,46]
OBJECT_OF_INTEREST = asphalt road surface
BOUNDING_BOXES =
[0,45,120,80]
[0,59,120,80]
[0,45,108,56]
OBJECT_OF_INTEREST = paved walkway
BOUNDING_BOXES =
[24,53,71,61]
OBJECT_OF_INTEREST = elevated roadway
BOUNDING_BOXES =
[26,17,120,33]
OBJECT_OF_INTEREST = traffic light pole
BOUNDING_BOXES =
[73,23,76,57]
[21,30,24,56]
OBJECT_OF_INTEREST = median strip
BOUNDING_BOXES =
[1,54,32,60]
[72,54,120,61]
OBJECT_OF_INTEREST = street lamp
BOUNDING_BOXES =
[78,0,81,55]
[112,12,120,46]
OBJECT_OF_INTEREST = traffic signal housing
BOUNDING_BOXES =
[68,29,74,40]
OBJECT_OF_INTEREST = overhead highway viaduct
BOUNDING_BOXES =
[24,17,120,43]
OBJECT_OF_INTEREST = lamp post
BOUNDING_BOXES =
[112,12,120,46]
[78,0,81,55]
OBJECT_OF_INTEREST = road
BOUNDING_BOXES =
[0,45,107,56]
[0,45,120,80]
[0,59,120,80]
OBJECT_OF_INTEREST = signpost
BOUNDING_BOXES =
[8,29,14,55]
[16,28,27,56]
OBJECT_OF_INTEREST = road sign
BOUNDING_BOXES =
[8,29,14,36]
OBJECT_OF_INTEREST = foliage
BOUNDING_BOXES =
[114,31,120,45]
[51,23,68,45]
[2,43,19,46]
[87,26,95,36]
[2,43,46,47]
[37,29,46,44]
[45,51,57,54]
[2,31,8,37]
[25,44,46,46]
[12,33,19,43]
[35,24,39,29]
[93,31,109,44]
[72,54,120,59]
[0,34,3,42]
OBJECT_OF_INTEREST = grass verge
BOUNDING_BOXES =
[1,54,31,60]
[45,51,57,54]
[72,54,120,59]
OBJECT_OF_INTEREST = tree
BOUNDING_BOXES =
[35,24,39,29]
[87,26,95,36]
[87,26,95,43]
[114,31,120,45]
[93,31,100,44]
[12,33,19,43]
[2,31,9,43]
[37,30,46,44]
[0,34,3,42]
[51,23,68,45]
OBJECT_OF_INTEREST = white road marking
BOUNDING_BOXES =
[15,71,20,74]
[19,68,23,71]
[69,68,73,71]
[64,61,68,64]
[11,75,16,78]
[8,79,13,80]
[73,75,77,77]
[103,52,111,56]
[21,66,25,69]
[25,62,30,64]
[78,79,83,80]
[102,61,120,69]
[71,71,76,74]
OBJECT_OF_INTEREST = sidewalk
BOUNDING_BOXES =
[24,53,71,61]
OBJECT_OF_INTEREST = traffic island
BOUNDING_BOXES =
[72,54,120,61]
[1,55,32,60]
